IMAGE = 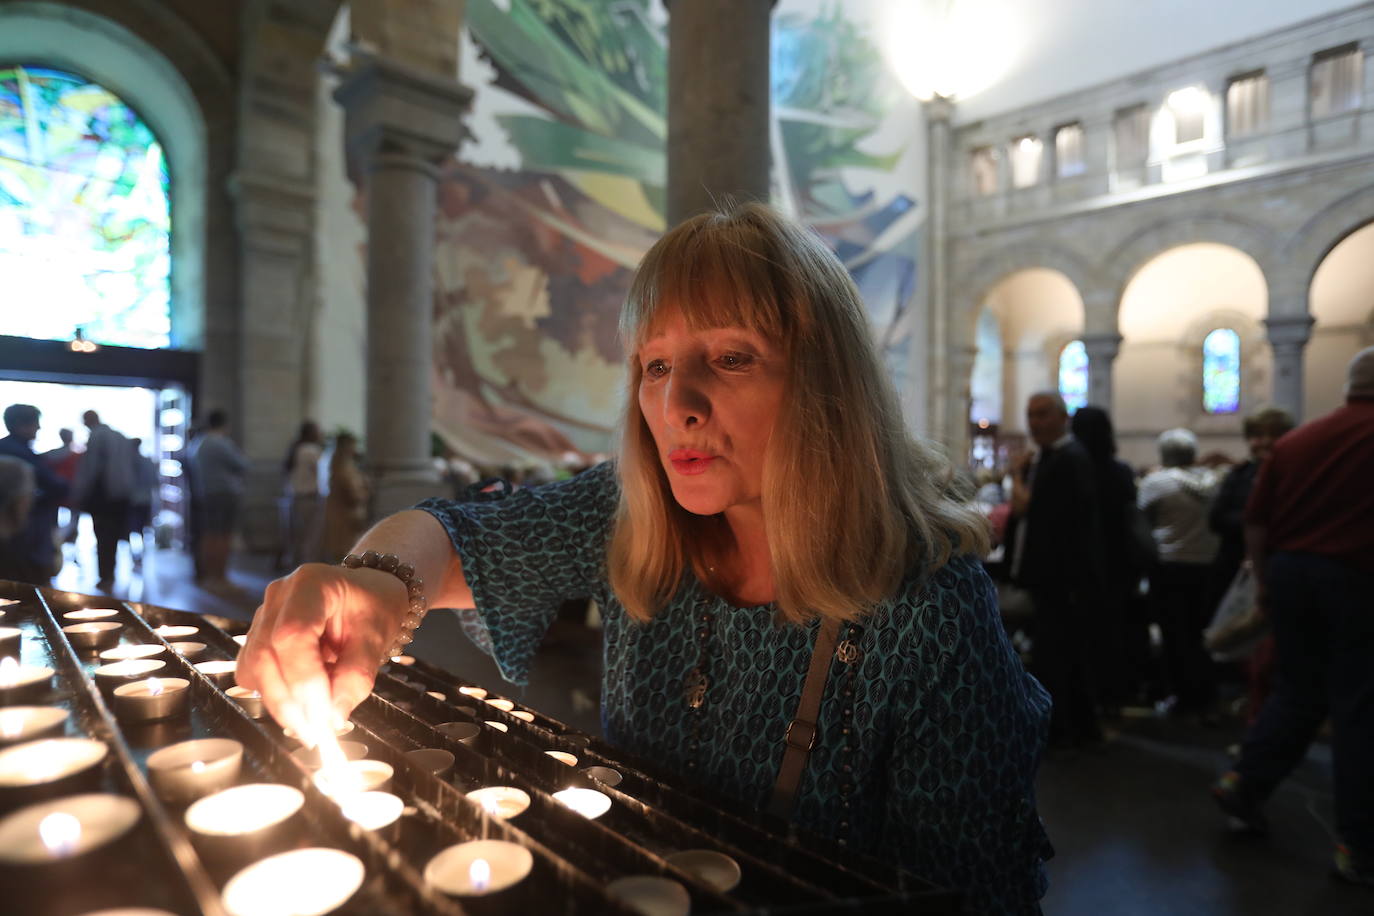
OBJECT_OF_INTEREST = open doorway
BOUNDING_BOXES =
[0,378,190,594]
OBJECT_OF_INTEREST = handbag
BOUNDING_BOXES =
[1203,566,1269,662]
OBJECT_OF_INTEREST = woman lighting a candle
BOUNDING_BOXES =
[239,203,1053,915]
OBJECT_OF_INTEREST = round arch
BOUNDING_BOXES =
[0,0,226,349]
[951,240,1098,349]
[1304,220,1374,416]
[1103,213,1279,323]
[1283,184,1374,311]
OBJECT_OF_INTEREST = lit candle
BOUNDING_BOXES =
[153,625,199,640]
[510,710,535,723]
[0,707,68,746]
[545,750,578,766]
[582,765,623,787]
[605,876,691,916]
[664,849,743,893]
[0,626,21,659]
[337,790,403,832]
[62,608,118,622]
[424,840,532,896]
[184,784,304,841]
[552,787,611,820]
[62,622,122,651]
[465,786,530,820]
[220,847,364,916]
[97,643,165,662]
[483,698,515,712]
[313,760,392,796]
[457,686,487,700]
[168,641,207,662]
[232,634,248,647]
[0,737,107,793]
[0,657,55,704]
[146,738,244,803]
[484,720,508,733]
[435,721,480,746]
[192,660,237,688]
[0,793,141,866]
[112,677,190,723]
[403,748,454,778]
[290,740,367,770]
[282,720,353,746]
[225,686,264,718]
[426,691,446,702]
[389,655,416,666]
[0,598,18,608]
[93,659,167,693]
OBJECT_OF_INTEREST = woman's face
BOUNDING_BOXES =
[636,311,787,517]
[1247,430,1278,462]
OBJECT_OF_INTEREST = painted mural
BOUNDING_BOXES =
[431,0,925,467]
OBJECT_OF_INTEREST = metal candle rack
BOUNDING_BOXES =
[0,581,958,915]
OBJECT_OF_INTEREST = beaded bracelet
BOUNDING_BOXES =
[341,551,429,665]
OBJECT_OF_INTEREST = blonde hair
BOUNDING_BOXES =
[608,202,989,625]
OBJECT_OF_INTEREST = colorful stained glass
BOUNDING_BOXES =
[1203,328,1241,414]
[0,65,170,349]
[1058,339,1088,413]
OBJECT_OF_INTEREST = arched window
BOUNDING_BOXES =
[1202,328,1241,414]
[1058,339,1088,413]
[0,65,170,349]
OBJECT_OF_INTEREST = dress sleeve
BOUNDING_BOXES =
[879,556,1052,915]
[413,462,619,686]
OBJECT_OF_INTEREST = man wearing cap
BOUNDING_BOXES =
[1211,346,1374,888]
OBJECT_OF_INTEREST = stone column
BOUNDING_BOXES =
[1265,314,1315,421]
[334,55,471,516]
[1081,333,1122,410]
[924,97,957,453]
[666,0,773,224]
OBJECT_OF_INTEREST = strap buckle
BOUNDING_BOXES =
[785,719,817,752]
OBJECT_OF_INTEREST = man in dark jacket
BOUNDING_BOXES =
[0,404,67,583]
[1009,392,1106,748]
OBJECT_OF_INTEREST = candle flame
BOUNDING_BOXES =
[191,760,206,774]
[145,677,163,697]
[0,656,17,687]
[469,857,491,892]
[39,811,81,857]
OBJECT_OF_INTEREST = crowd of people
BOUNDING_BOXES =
[980,345,1374,886]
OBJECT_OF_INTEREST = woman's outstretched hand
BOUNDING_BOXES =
[236,563,408,745]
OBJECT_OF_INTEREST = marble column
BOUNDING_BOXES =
[334,55,471,516]
[1081,333,1122,411]
[666,0,773,225]
[1265,314,1315,421]
[924,96,957,453]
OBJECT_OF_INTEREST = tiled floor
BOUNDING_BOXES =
[71,540,1374,915]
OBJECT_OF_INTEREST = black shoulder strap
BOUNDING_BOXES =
[768,618,841,820]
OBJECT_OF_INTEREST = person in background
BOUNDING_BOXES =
[72,409,134,592]
[126,437,158,563]
[0,456,36,580]
[43,427,82,548]
[320,432,369,563]
[282,421,325,568]
[1211,348,1374,887]
[1008,391,1105,750]
[0,404,67,584]
[1138,428,1220,720]
[1070,405,1141,719]
[187,409,248,591]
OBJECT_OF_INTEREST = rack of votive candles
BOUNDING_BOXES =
[1,582,955,916]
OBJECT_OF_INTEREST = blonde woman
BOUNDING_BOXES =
[240,203,1052,914]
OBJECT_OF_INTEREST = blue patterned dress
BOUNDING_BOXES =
[418,462,1053,915]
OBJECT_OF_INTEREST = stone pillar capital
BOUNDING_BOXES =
[1080,332,1123,356]
[333,53,471,176]
[1264,314,1315,348]
[924,95,955,124]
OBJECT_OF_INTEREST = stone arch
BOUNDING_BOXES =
[0,0,233,354]
[1102,213,1280,323]
[1281,184,1374,312]
[951,240,1098,349]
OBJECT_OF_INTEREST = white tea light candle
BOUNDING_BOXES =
[403,748,454,777]
[168,641,207,662]
[545,750,578,766]
[192,660,237,688]
[185,784,304,838]
[221,847,364,916]
[424,840,532,896]
[0,737,106,790]
[153,625,199,640]
[225,686,264,718]
[457,686,487,700]
[582,766,623,787]
[665,849,742,893]
[484,720,508,733]
[93,659,167,691]
[62,622,122,651]
[510,710,535,722]
[313,760,392,796]
[337,791,403,831]
[98,644,165,662]
[483,697,515,712]
[0,707,68,746]
[552,788,611,820]
[62,608,118,622]
[0,657,54,703]
[147,738,244,803]
[465,786,530,820]
[0,794,140,865]
[605,876,691,916]
[112,678,190,722]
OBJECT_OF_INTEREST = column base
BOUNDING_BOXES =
[371,463,445,518]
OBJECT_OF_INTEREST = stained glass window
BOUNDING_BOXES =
[1058,339,1088,413]
[0,65,170,349]
[1203,328,1241,414]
